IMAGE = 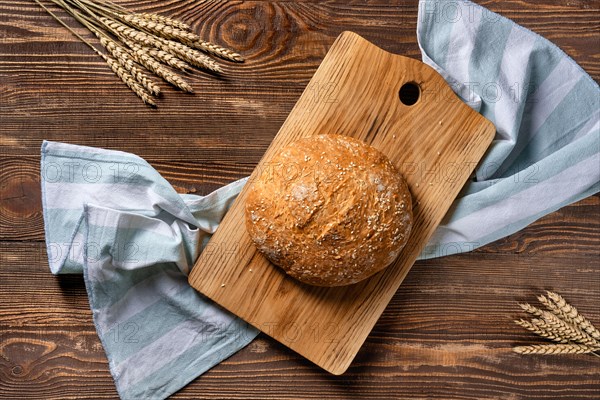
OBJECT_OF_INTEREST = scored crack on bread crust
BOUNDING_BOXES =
[245,134,413,286]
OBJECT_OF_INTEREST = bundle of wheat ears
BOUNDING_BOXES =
[35,0,243,106]
[513,291,600,357]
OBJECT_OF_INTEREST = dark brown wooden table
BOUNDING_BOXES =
[1,0,599,398]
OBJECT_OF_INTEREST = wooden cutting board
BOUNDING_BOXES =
[189,31,495,374]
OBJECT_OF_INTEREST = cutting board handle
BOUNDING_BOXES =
[295,31,486,154]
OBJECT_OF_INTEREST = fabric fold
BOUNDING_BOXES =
[41,140,259,400]
[416,0,599,258]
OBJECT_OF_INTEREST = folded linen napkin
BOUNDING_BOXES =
[417,0,599,257]
[41,1,599,398]
[41,141,259,399]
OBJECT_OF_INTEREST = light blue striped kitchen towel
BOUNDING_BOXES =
[41,141,259,400]
[416,0,599,258]
[41,1,599,398]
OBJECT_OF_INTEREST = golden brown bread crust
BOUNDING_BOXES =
[245,134,413,286]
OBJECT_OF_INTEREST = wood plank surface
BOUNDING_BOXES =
[1,0,599,398]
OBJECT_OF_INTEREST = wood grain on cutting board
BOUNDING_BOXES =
[189,31,495,374]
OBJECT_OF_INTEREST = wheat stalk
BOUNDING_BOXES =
[35,0,242,106]
[103,54,156,106]
[33,0,156,105]
[514,319,569,343]
[101,17,221,73]
[100,17,154,45]
[514,291,600,358]
[133,12,191,31]
[92,13,195,91]
[546,291,600,340]
[144,46,191,71]
[194,39,244,62]
[115,53,161,96]
[63,3,162,96]
[518,303,545,318]
[74,0,126,14]
[532,314,599,347]
[121,13,198,42]
[62,3,161,97]
[121,13,243,62]
[124,40,193,93]
[155,37,221,73]
[513,344,600,355]
[92,29,160,95]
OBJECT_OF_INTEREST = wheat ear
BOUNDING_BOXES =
[92,30,160,95]
[144,46,191,71]
[132,12,191,31]
[100,17,156,47]
[154,37,221,73]
[519,303,545,318]
[538,295,574,323]
[103,54,155,106]
[33,0,155,105]
[92,18,185,73]
[124,40,193,93]
[545,291,600,340]
[514,319,569,343]
[533,312,600,347]
[193,39,244,62]
[102,17,220,73]
[121,14,199,42]
[513,343,600,355]
[120,14,242,62]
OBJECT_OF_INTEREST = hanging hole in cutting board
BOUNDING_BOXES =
[399,82,420,106]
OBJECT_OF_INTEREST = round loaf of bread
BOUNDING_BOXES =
[245,134,413,286]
